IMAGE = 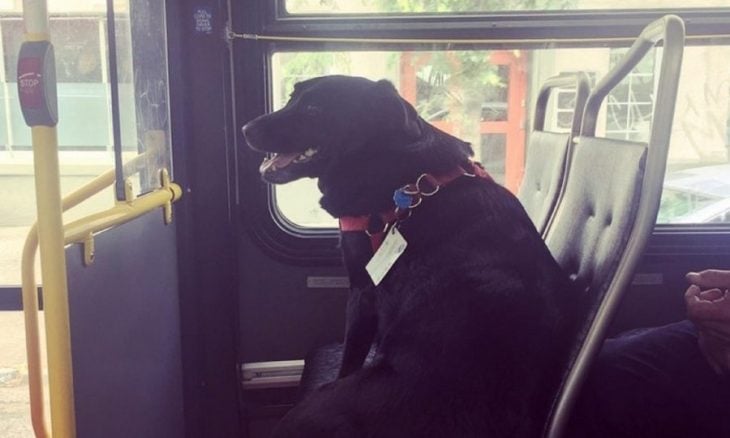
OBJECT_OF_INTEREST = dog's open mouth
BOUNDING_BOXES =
[259,147,319,178]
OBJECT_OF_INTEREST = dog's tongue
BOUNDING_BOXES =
[259,152,298,174]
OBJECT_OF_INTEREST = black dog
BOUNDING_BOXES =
[243,75,582,437]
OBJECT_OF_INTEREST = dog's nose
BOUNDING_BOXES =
[241,121,259,146]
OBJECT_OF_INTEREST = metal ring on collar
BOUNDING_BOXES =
[365,221,388,237]
[401,183,420,196]
[415,173,440,196]
[409,196,423,209]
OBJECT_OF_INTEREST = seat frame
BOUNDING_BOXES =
[543,14,685,438]
[518,72,590,236]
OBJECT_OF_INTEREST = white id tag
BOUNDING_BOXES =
[366,227,408,286]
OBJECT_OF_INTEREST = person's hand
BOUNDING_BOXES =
[685,270,730,375]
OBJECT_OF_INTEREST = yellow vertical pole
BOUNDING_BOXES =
[32,128,75,438]
[21,227,49,438]
[21,1,76,437]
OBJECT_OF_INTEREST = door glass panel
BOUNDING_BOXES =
[115,1,172,198]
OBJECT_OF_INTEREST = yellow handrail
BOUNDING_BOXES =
[63,176,182,246]
[20,169,115,437]
[21,154,153,438]
[21,231,47,438]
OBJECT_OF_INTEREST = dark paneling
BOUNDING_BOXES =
[231,0,351,363]
[165,0,205,436]
[237,238,348,362]
[611,243,730,335]
[67,211,183,438]
[171,0,242,437]
[0,288,42,311]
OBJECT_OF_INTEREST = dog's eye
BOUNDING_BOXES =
[303,104,323,116]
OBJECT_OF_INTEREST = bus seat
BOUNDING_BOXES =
[517,72,590,236]
[543,14,685,438]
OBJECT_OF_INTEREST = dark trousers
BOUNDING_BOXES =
[567,320,730,438]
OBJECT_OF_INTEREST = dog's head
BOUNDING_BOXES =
[242,75,424,184]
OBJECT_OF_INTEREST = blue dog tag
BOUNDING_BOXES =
[393,188,413,209]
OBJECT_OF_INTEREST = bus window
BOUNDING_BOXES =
[270,45,730,230]
[271,50,527,228]
[283,0,729,15]
[0,1,171,286]
[1,7,115,287]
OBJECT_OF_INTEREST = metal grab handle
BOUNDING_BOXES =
[532,72,591,136]
[581,14,685,137]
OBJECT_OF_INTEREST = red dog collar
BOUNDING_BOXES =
[339,161,491,252]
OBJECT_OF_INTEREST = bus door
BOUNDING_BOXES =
[0,1,186,437]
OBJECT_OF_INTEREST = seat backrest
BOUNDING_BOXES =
[545,138,646,293]
[542,14,685,438]
[518,73,590,236]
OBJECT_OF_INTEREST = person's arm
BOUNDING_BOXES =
[685,269,730,375]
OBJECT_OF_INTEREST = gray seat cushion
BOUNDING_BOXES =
[545,136,646,301]
[518,131,572,234]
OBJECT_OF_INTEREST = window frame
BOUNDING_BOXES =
[232,3,730,264]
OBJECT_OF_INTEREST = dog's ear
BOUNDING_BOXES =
[373,80,422,140]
